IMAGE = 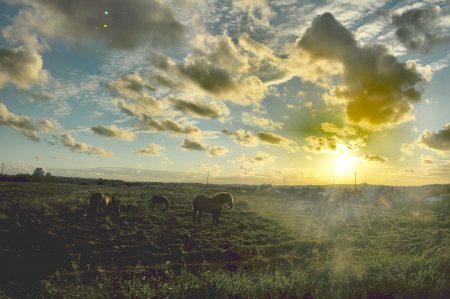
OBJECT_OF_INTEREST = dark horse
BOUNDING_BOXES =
[151,194,170,210]
[192,192,233,226]
[88,192,120,218]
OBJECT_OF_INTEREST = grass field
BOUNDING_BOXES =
[0,182,449,298]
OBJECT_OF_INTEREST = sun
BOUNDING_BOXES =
[334,154,354,176]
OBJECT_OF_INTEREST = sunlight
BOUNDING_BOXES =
[334,154,354,176]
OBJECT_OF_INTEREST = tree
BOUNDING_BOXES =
[32,167,45,177]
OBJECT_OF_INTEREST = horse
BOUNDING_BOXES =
[192,192,233,226]
[88,192,120,218]
[151,194,170,210]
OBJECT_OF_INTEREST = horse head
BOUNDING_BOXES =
[224,193,234,209]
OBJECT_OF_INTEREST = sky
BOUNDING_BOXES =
[0,0,449,185]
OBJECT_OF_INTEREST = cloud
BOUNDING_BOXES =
[180,138,229,157]
[140,116,201,136]
[392,5,450,52]
[256,131,298,152]
[297,12,426,130]
[17,0,185,50]
[134,143,165,156]
[114,96,163,118]
[168,97,229,120]
[0,18,48,90]
[108,73,154,99]
[421,155,434,165]
[304,123,367,154]
[222,128,298,151]
[60,134,113,158]
[91,124,136,142]
[232,0,275,27]
[0,102,54,141]
[400,143,416,156]
[242,112,283,130]
[303,135,339,154]
[222,129,259,147]
[152,34,268,105]
[416,123,450,154]
[239,151,276,164]
[362,154,389,163]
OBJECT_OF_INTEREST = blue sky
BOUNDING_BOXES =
[0,0,449,185]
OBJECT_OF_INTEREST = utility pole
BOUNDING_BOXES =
[206,172,209,186]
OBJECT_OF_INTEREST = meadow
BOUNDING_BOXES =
[0,181,449,298]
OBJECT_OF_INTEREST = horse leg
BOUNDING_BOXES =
[198,210,202,224]
[216,211,221,226]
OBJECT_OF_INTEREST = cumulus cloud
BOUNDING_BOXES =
[0,16,48,90]
[0,102,54,141]
[180,138,229,157]
[140,116,201,136]
[0,45,48,90]
[134,143,165,156]
[256,131,299,152]
[297,12,427,130]
[16,0,185,50]
[91,124,136,142]
[60,134,113,158]
[304,122,367,154]
[152,34,268,105]
[222,128,298,151]
[222,129,259,147]
[168,97,229,120]
[362,154,389,163]
[108,73,155,99]
[416,123,450,154]
[392,5,450,52]
[114,96,163,118]
[242,112,283,130]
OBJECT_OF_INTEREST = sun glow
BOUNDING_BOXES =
[334,154,355,176]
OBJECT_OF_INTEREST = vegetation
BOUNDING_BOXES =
[0,182,449,298]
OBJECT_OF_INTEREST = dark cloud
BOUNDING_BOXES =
[416,123,450,153]
[91,124,136,141]
[180,138,228,156]
[0,102,54,141]
[168,97,229,119]
[392,6,449,52]
[30,0,185,49]
[362,154,388,163]
[60,134,113,158]
[297,12,426,129]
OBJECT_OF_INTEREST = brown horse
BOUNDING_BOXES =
[151,194,170,210]
[88,192,120,218]
[192,192,233,226]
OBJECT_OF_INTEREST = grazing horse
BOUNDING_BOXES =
[88,192,120,218]
[193,192,233,226]
[151,194,170,210]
